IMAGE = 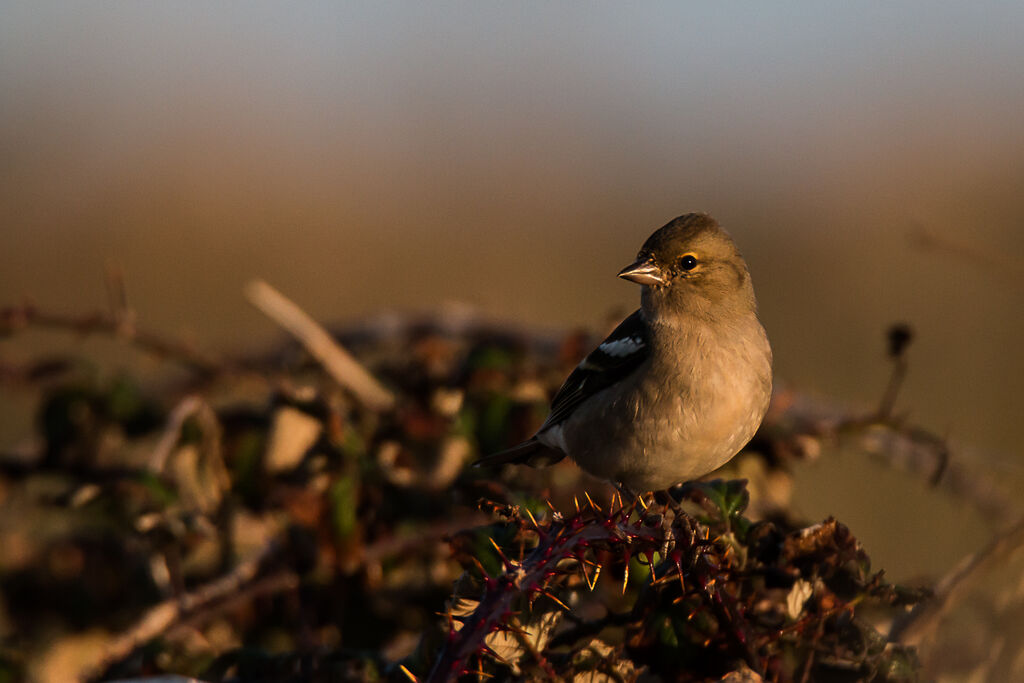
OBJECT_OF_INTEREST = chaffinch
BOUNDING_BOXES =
[478,213,772,494]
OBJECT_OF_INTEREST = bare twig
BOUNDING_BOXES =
[149,394,231,513]
[171,571,300,634]
[890,515,1024,649]
[245,280,395,412]
[103,260,135,334]
[877,323,912,419]
[361,512,490,566]
[80,540,284,683]
[908,224,1023,281]
[0,303,222,377]
[773,405,1017,527]
[148,395,207,472]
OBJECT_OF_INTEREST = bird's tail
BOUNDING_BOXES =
[474,437,566,468]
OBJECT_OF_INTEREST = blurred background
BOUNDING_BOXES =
[2,1,1022,585]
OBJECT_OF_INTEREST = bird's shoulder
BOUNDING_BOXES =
[540,309,652,431]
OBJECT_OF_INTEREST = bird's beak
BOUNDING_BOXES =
[618,257,665,286]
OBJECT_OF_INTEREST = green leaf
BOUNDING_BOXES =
[230,429,266,502]
[466,345,514,371]
[700,479,750,518]
[330,475,359,541]
[103,375,162,435]
[136,471,178,506]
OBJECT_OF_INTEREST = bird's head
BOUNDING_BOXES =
[618,213,758,320]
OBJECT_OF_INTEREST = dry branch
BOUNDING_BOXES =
[79,540,288,683]
[0,303,222,376]
[244,280,396,412]
[891,514,1024,648]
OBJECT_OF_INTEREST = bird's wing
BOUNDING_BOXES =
[539,308,650,433]
[475,310,650,470]
[473,436,566,468]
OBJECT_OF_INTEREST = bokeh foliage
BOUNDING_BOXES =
[0,309,927,682]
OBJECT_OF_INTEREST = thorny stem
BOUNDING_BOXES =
[695,564,763,676]
[428,501,649,681]
[427,499,732,682]
[508,616,561,681]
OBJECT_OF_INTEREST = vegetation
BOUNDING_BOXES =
[0,289,991,682]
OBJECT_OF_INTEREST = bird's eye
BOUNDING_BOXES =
[678,254,698,271]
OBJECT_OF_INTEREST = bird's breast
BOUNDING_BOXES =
[626,318,771,485]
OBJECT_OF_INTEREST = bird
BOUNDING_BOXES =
[476,213,772,494]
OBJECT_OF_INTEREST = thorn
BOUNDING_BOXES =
[464,658,496,679]
[487,536,513,569]
[524,507,540,529]
[542,590,571,611]
[491,622,532,637]
[637,494,648,510]
[469,555,493,583]
[546,499,558,512]
[585,563,602,591]
[398,664,418,682]
[479,643,512,666]
[577,555,592,587]
[644,549,657,582]
[574,495,580,512]
[672,551,686,592]
[622,554,631,595]
[584,491,602,512]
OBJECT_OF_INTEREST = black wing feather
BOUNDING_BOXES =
[474,437,566,467]
[539,309,650,431]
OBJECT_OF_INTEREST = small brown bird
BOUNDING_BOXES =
[477,213,772,493]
